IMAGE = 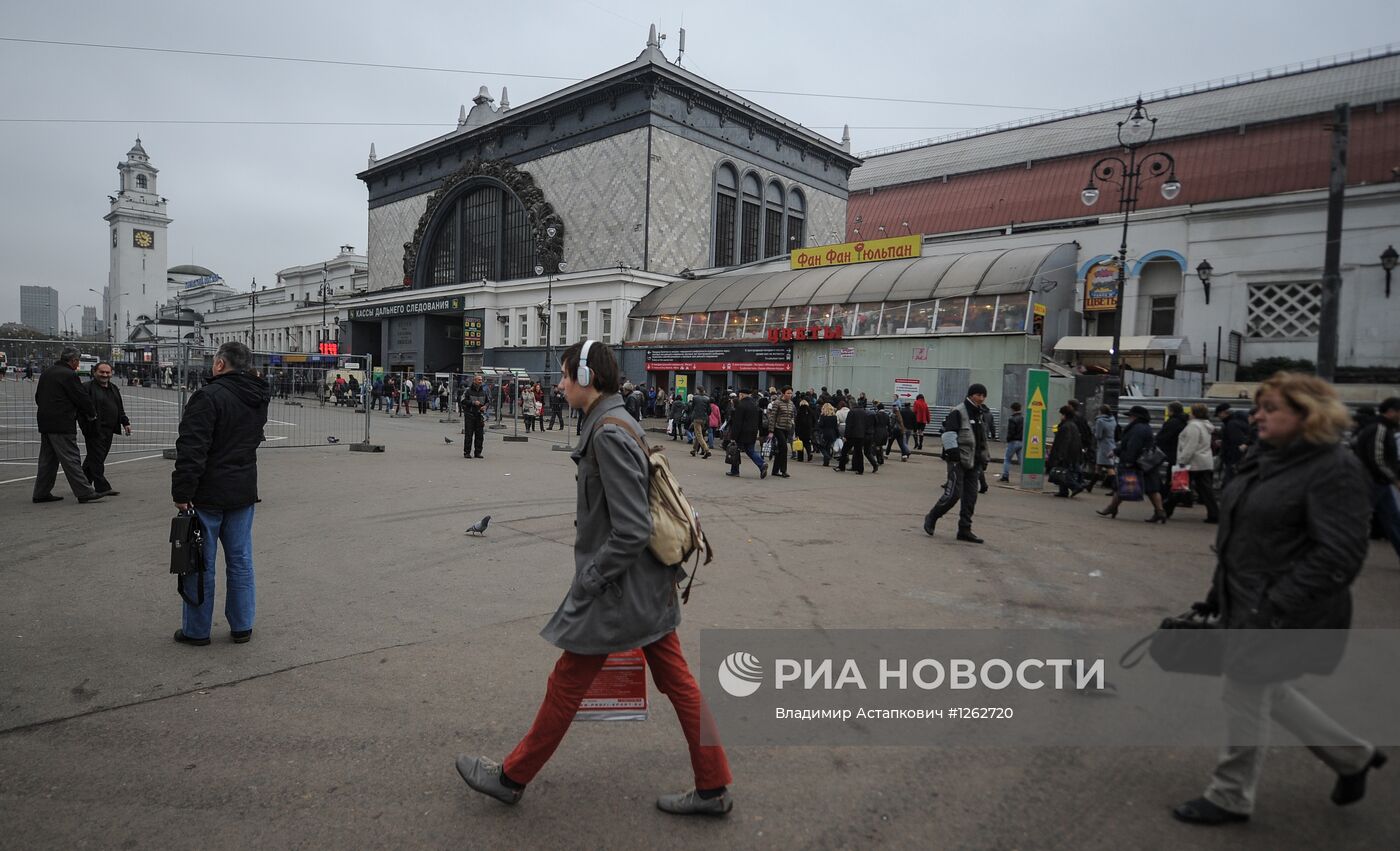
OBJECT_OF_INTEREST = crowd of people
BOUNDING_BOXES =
[21,345,1398,825]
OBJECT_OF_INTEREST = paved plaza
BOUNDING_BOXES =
[1,411,1397,849]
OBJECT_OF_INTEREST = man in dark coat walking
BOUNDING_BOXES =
[836,400,875,474]
[725,389,766,478]
[32,347,103,504]
[923,384,990,542]
[82,361,132,496]
[1216,402,1253,485]
[1353,396,1400,560]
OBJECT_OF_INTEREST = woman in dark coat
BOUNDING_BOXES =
[817,402,839,466]
[1097,405,1168,521]
[1046,405,1084,497]
[1173,372,1383,826]
[793,398,815,462]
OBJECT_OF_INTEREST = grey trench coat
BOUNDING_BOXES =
[540,394,683,655]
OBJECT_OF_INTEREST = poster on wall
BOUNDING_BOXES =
[894,378,921,401]
[1083,260,1121,312]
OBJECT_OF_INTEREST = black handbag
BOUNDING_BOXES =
[1120,610,1223,676]
[1136,445,1166,471]
[1048,466,1066,486]
[169,509,206,606]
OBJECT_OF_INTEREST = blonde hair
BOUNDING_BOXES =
[820,403,835,416]
[1254,372,1351,444]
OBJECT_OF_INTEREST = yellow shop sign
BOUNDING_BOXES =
[791,235,922,270]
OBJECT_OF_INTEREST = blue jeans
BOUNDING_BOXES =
[730,441,766,475]
[182,505,257,639]
[1001,441,1023,478]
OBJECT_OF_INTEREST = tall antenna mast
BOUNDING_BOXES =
[676,27,686,65]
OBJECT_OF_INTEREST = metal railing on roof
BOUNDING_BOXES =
[856,43,1399,159]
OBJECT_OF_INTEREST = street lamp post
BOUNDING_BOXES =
[1079,97,1182,409]
[248,278,258,349]
[320,262,330,351]
[61,304,84,339]
[1381,245,1398,299]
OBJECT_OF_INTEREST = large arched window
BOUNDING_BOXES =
[786,188,806,250]
[764,180,785,258]
[713,164,737,267]
[424,182,534,287]
[740,172,761,264]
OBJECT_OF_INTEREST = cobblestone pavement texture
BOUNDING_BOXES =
[2,409,1397,849]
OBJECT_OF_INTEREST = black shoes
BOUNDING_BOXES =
[231,629,253,644]
[1096,507,1118,519]
[1172,797,1249,825]
[77,494,105,504]
[725,471,740,477]
[32,495,64,503]
[759,465,768,479]
[173,630,211,646]
[1145,513,1168,524]
[1332,749,1387,806]
[100,490,120,497]
[956,531,985,544]
[922,515,936,536]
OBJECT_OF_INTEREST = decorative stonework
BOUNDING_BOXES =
[402,159,566,286]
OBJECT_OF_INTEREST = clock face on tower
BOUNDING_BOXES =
[133,229,155,249]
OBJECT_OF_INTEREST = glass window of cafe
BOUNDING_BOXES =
[629,293,1031,341]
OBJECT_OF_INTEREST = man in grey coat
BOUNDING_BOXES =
[456,339,733,815]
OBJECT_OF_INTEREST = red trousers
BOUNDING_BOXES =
[503,631,732,789]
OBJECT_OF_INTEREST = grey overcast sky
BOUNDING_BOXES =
[1,0,1395,328]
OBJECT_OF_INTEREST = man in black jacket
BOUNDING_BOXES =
[32,347,103,504]
[924,384,991,543]
[461,374,488,458]
[171,342,271,647]
[1353,396,1400,560]
[725,389,766,478]
[82,361,132,496]
[1215,403,1254,485]
[836,400,877,474]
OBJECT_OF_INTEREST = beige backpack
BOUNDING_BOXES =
[596,416,714,602]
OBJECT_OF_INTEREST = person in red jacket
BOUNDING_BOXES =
[912,394,931,450]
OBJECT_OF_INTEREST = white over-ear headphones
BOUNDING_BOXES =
[576,339,595,387]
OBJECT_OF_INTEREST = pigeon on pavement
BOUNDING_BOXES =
[444,436,453,444]
[327,436,340,444]
[465,515,491,536]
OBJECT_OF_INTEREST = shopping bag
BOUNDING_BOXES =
[1171,465,1191,493]
[791,437,804,453]
[831,437,844,455]
[1117,469,1145,501]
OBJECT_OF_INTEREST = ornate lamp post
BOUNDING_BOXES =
[1381,245,1398,299]
[1080,97,1182,407]
[1196,260,1214,305]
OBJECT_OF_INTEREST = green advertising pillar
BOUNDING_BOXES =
[1019,369,1049,491]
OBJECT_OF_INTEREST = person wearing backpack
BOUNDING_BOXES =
[455,340,733,815]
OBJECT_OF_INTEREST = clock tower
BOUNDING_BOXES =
[104,138,171,343]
